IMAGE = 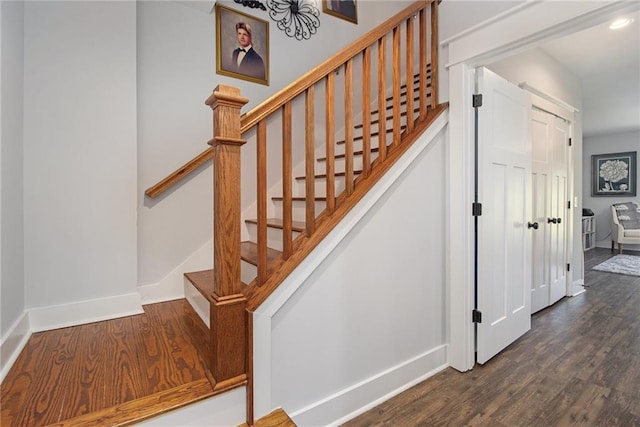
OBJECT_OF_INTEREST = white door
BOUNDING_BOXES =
[476,67,532,364]
[530,109,569,313]
[549,116,569,305]
[531,109,552,313]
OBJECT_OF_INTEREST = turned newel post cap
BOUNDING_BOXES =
[205,84,249,109]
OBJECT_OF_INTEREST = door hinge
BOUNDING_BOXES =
[568,200,571,209]
[472,202,483,216]
[472,309,482,323]
[567,263,571,272]
[568,137,572,147]
[473,94,483,108]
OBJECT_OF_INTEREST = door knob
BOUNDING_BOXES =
[557,218,562,224]
[528,222,539,230]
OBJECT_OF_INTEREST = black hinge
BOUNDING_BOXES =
[568,200,571,209]
[472,309,482,323]
[472,202,483,216]
[473,94,483,108]
[567,263,571,272]
[568,137,572,147]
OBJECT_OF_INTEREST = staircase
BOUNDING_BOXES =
[145,1,446,423]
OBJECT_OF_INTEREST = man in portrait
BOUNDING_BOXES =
[232,22,265,80]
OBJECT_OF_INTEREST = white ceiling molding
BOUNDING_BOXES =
[518,81,579,115]
[444,1,640,68]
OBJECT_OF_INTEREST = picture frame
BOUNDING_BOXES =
[322,0,358,24]
[591,151,637,196]
[216,4,269,85]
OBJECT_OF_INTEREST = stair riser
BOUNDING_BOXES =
[293,174,351,196]
[241,261,257,285]
[245,222,301,252]
[273,200,327,222]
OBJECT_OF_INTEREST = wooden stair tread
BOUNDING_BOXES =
[185,269,215,302]
[354,107,421,130]
[185,269,249,302]
[318,147,383,162]
[336,126,406,145]
[46,379,219,427]
[238,408,297,427]
[245,218,306,232]
[295,170,362,181]
[241,241,282,266]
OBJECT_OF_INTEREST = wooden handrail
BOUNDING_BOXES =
[144,1,434,199]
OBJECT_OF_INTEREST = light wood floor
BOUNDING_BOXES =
[1,299,214,426]
[344,248,640,426]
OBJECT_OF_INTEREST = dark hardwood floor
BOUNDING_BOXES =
[344,248,640,427]
[1,299,215,426]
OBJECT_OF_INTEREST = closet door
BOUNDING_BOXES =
[530,109,569,314]
[549,116,569,305]
[531,109,552,314]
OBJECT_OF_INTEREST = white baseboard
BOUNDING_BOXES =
[28,292,144,333]
[290,345,448,427]
[138,239,213,305]
[0,312,31,382]
[572,278,586,296]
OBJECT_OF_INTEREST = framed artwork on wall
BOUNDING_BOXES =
[322,0,357,24]
[591,151,637,196]
[216,4,269,85]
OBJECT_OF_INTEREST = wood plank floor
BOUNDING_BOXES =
[344,248,640,427]
[1,299,214,426]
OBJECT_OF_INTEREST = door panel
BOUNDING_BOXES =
[531,112,552,313]
[476,67,532,365]
[550,117,569,304]
[530,109,569,312]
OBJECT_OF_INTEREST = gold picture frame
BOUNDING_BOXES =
[322,0,357,24]
[216,4,269,85]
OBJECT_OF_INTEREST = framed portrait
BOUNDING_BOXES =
[322,0,357,24]
[591,151,637,196]
[216,4,269,85]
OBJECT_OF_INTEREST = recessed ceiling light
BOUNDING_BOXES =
[609,18,634,30]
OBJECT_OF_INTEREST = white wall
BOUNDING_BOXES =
[1,0,27,373]
[583,130,640,250]
[137,0,417,290]
[254,121,449,426]
[22,1,139,316]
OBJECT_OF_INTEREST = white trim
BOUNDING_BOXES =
[519,82,579,114]
[446,63,475,372]
[440,1,539,46]
[0,312,31,382]
[572,279,586,297]
[28,292,143,332]
[252,312,273,418]
[291,345,448,427]
[445,1,640,68]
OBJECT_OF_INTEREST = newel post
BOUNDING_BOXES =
[205,85,249,389]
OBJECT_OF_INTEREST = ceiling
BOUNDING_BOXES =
[534,10,640,137]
